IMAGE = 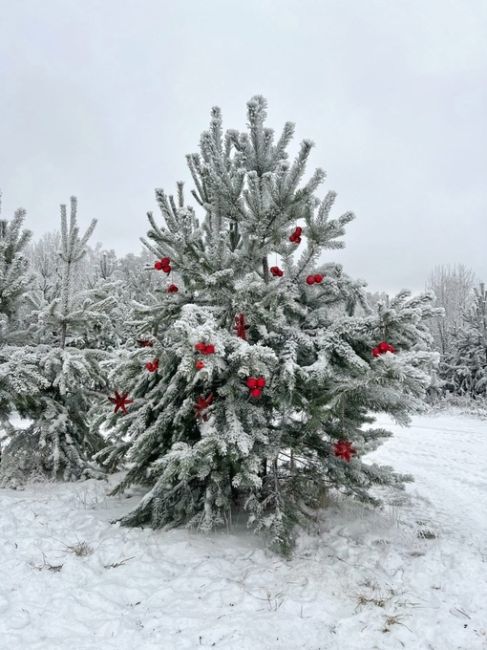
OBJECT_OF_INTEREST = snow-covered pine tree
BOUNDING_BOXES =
[103,97,438,553]
[442,283,487,398]
[0,198,111,486]
[0,200,32,336]
[65,248,126,352]
[0,199,34,443]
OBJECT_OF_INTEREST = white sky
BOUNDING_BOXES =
[1,0,486,292]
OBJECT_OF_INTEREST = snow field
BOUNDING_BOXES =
[1,413,486,649]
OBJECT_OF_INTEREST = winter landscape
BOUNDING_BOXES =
[1,2,486,649]
[1,412,487,649]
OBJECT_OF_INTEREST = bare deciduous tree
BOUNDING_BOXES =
[426,264,476,355]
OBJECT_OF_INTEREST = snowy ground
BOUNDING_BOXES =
[1,413,487,650]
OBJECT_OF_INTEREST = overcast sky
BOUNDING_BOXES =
[1,0,486,292]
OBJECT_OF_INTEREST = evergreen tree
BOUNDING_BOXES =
[442,283,487,398]
[102,97,437,553]
[0,199,34,443]
[0,198,111,486]
[0,200,32,335]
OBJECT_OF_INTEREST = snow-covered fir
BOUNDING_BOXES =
[95,97,439,554]
[441,283,487,398]
[0,199,111,485]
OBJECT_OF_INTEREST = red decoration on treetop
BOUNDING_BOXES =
[289,226,302,244]
[372,341,396,358]
[333,440,356,462]
[109,391,133,415]
[166,284,179,293]
[270,266,284,277]
[195,360,205,370]
[235,313,248,340]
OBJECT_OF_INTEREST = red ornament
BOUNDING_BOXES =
[154,257,172,273]
[289,226,303,243]
[195,360,205,370]
[167,284,178,293]
[247,376,266,396]
[270,266,284,277]
[314,274,324,284]
[194,393,214,420]
[333,440,356,462]
[108,391,133,415]
[235,313,248,340]
[145,359,159,373]
[137,339,153,348]
[195,342,215,355]
[372,341,396,357]
[306,275,316,285]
